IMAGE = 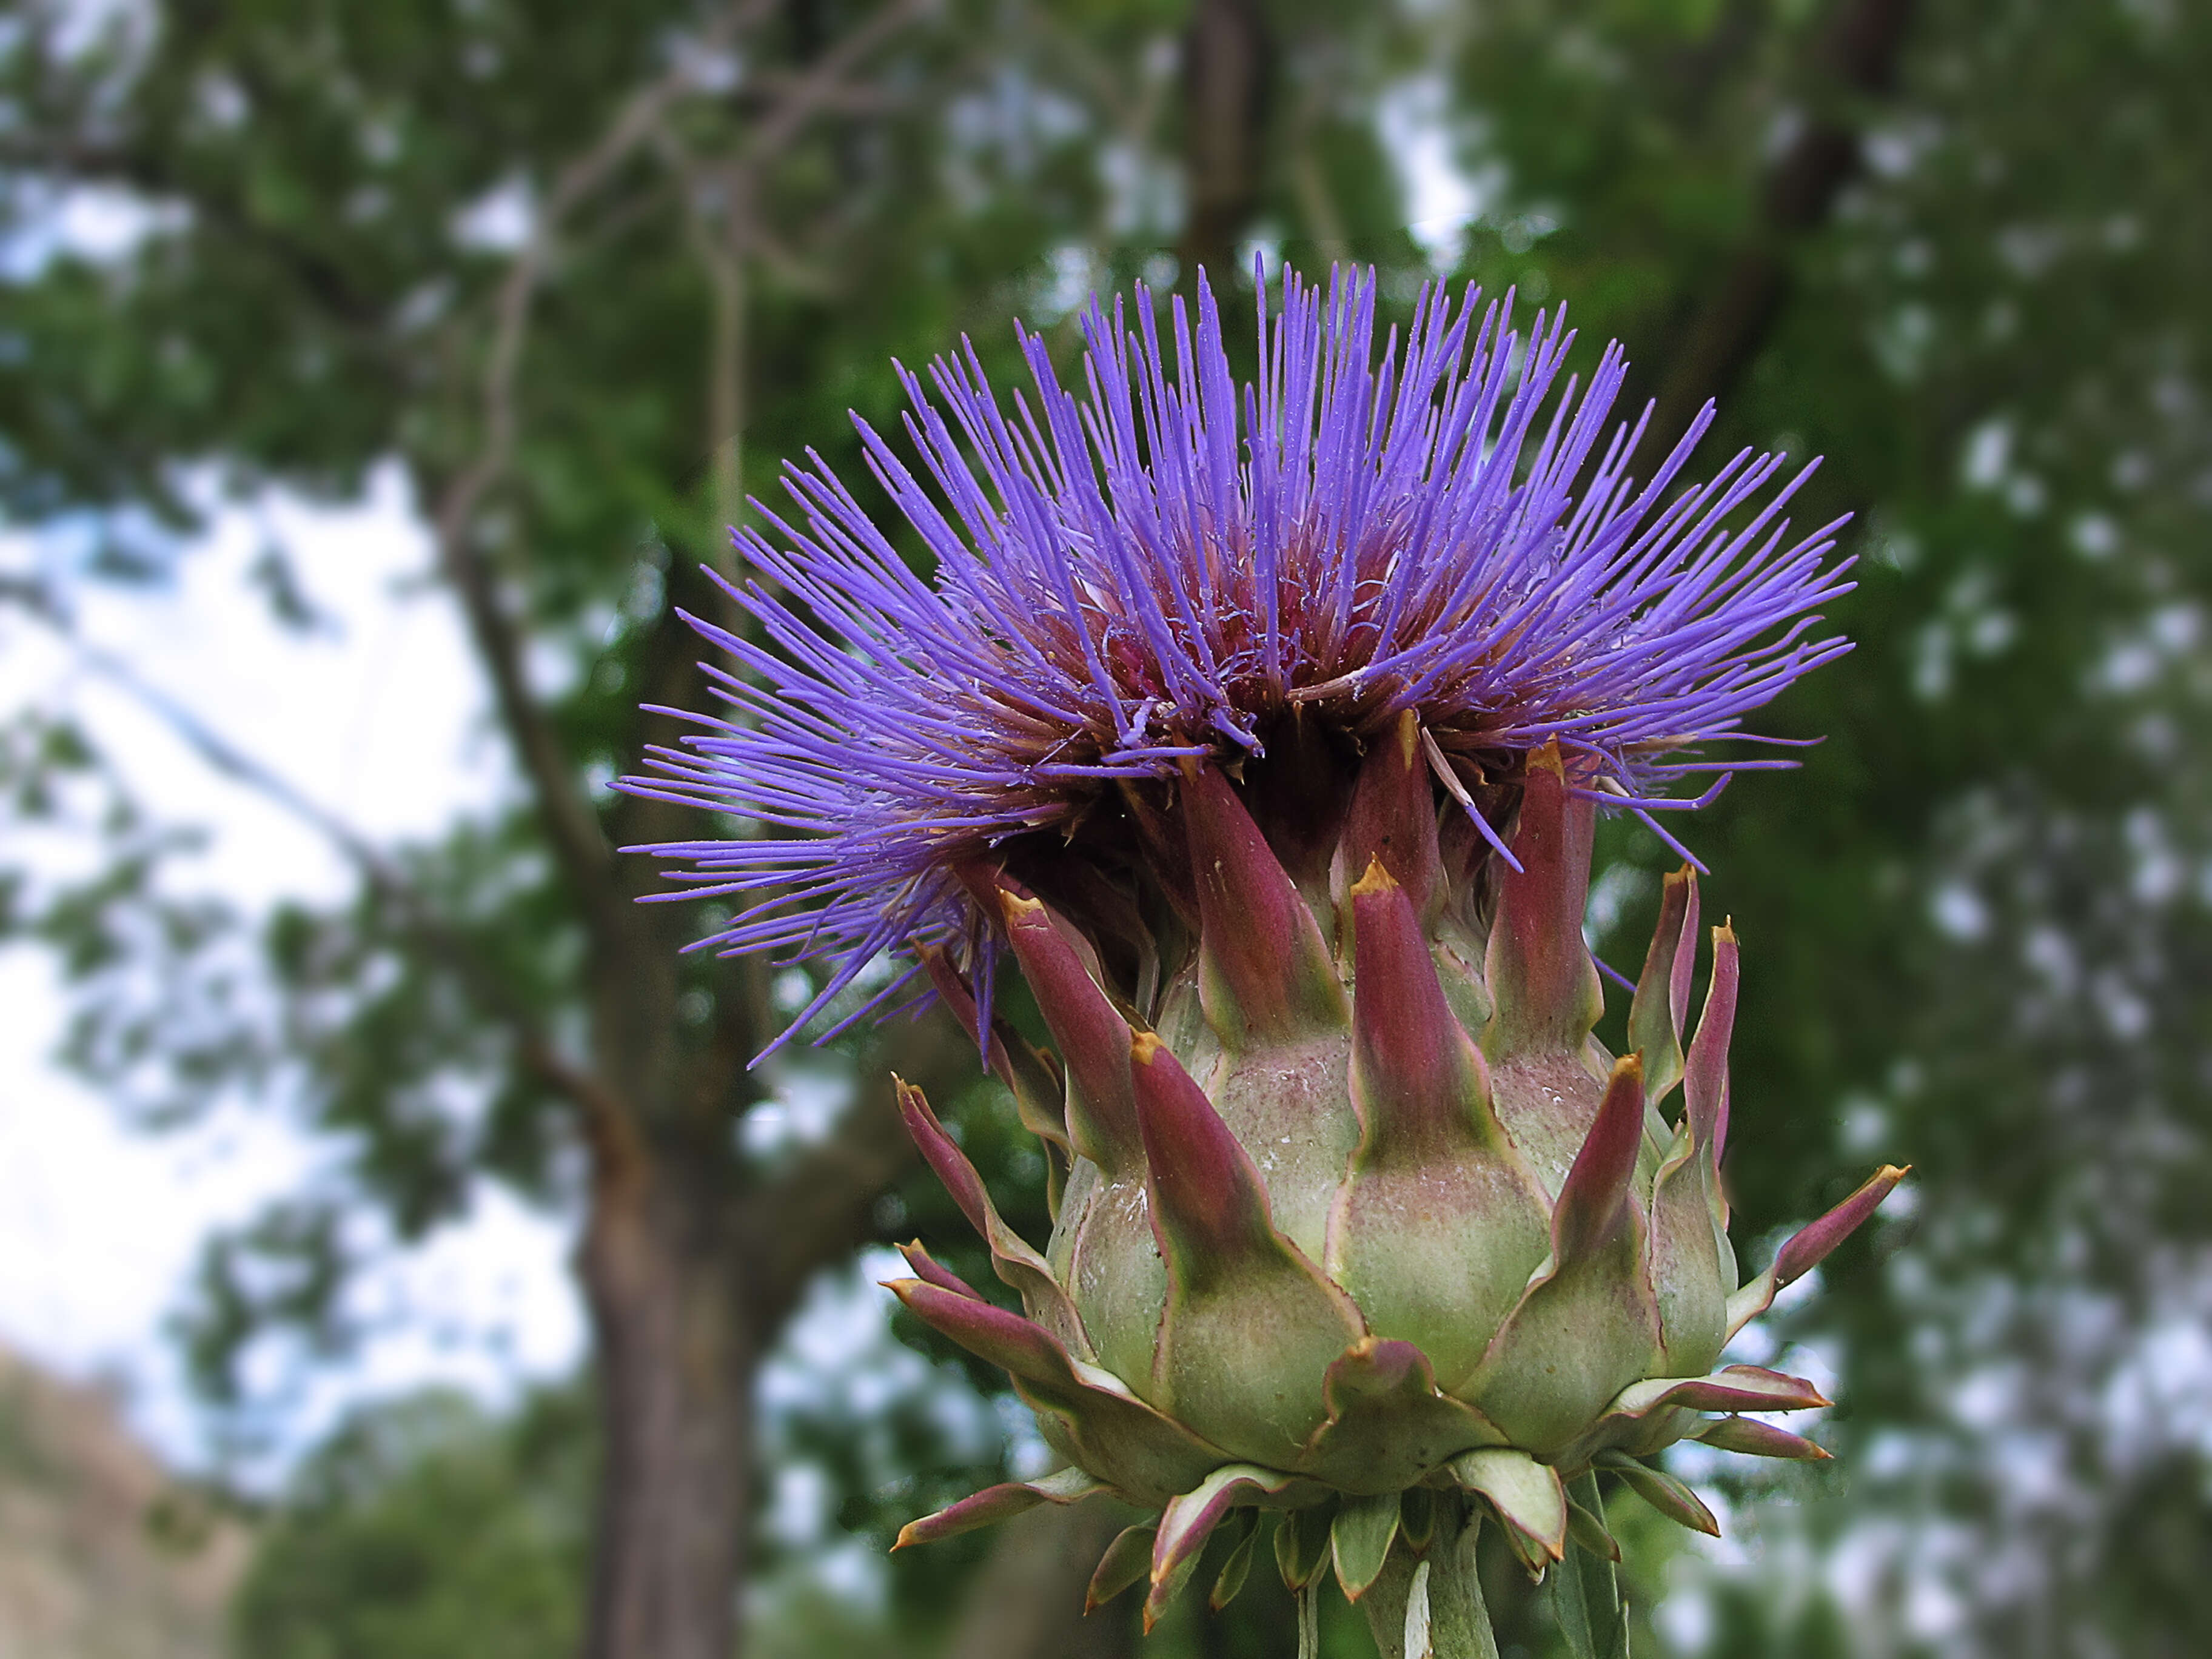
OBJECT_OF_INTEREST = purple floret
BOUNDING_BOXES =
[618,266,1853,1048]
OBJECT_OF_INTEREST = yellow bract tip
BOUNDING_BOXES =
[1349,854,1398,898]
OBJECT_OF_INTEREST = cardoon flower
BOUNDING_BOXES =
[623,267,1905,1655]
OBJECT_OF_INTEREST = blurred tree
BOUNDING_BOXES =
[0,2,1151,1655]
[0,2,1421,1656]
[5,0,2210,1656]
[233,1387,592,1659]
[1435,0,2212,1651]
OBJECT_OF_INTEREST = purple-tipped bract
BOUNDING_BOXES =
[618,266,1852,1048]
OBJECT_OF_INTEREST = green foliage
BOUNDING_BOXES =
[231,1387,591,1659]
[5,0,2212,1652]
[0,0,1141,1418]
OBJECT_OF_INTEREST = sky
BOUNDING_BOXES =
[0,463,584,1467]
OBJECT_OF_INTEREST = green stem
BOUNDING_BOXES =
[1358,1500,1500,1659]
[1298,1583,1321,1659]
[1552,1473,1632,1659]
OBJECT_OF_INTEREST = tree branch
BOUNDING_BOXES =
[736,1012,968,1331]
[431,0,929,958]
[1178,0,1272,284]
[0,577,640,1161]
[748,0,933,156]
[424,15,774,933]
[1638,0,1919,469]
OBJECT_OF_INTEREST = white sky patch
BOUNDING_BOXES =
[0,461,581,1468]
[0,948,315,1433]
[1376,72,1494,272]
[451,176,536,253]
[0,180,190,280]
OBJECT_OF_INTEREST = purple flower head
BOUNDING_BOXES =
[620,267,1852,1053]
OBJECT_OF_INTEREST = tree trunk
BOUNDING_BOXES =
[1179,0,1272,286]
[572,980,956,1659]
[942,1501,1144,1659]
[580,1138,757,1659]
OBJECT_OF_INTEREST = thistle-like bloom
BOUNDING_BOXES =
[623,268,1903,1645]
[628,269,1848,1042]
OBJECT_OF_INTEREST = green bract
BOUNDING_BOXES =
[890,722,1904,1627]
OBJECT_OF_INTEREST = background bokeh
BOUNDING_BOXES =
[2,2,2208,1655]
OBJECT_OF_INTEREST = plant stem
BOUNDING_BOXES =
[1552,1473,1632,1659]
[1359,1500,1501,1659]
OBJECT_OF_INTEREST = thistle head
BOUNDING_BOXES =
[622,266,1852,1050]
[622,267,1902,1625]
